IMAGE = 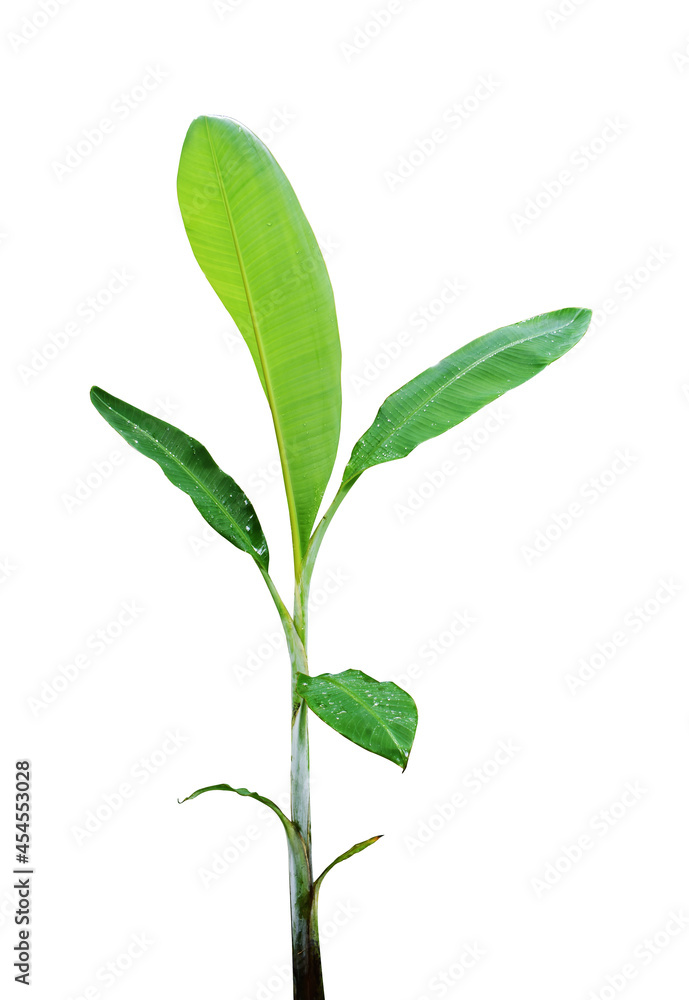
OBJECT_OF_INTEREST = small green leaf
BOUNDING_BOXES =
[297,669,418,769]
[313,835,382,901]
[90,387,269,568]
[343,307,591,484]
[179,783,308,869]
[179,782,288,826]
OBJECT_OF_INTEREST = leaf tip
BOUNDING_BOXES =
[565,306,593,334]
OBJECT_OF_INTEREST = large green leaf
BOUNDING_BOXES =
[90,387,269,568]
[343,307,591,484]
[296,669,418,769]
[177,115,341,567]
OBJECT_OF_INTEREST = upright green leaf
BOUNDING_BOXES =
[343,307,591,485]
[90,387,269,568]
[177,115,342,568]
[297,669,418,769]
[313,836,382,902]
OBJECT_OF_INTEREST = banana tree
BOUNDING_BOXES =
[90,115,591,999]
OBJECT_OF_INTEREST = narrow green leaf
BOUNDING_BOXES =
[179,782,288,826]
[297,669,418,769]
[343,307,591,484]
[313,835,382,901]
[177,115,342,568]
[179,783,306,861]
[90,387,269,568]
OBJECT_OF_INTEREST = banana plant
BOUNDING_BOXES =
[90,115,591,999]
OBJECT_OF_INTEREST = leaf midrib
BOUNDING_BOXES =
[93,391,259,560]
[203,118,302,564]
[347,313,582,479]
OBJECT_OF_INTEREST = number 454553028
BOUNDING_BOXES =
[15,762,31,865]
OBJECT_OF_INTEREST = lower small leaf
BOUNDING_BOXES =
[179,783,304,858]
[313,835,382,902]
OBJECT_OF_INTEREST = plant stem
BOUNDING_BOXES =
[288,573,325,1000]
[260,477,361,999]
[299,479,356,604]
[283,479,364,998]
[259,563,325,998]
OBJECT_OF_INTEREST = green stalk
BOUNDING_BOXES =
[289,569,324,1000]
[261,478,360,999]
[284,480,359,998]
[260,565,325,999]
[299,479,356,605]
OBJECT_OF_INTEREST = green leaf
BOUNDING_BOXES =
[296,669,418,770]
[314,835,382,901]
[179,782,289,828]
[343,307,591,484]
[177,115,342,568]
[179,783,306,861]
[90,387,269,568]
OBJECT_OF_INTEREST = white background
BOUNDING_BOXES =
[2,1,689,998]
